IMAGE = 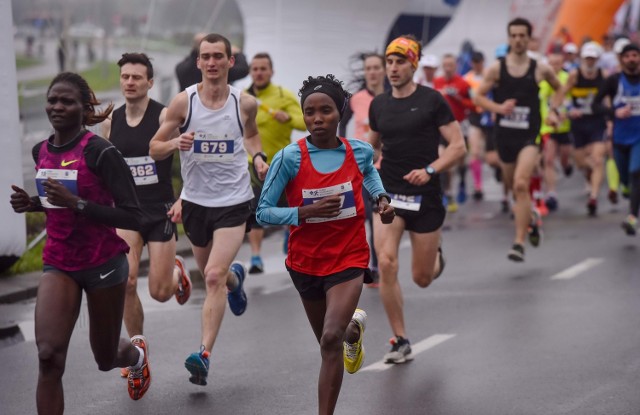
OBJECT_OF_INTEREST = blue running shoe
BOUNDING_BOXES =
[248,255,264,274]
[185,345,210,386]
[456,183,467,204]
[228,262,247,316]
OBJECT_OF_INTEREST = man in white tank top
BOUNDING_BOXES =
[150,33,268,387]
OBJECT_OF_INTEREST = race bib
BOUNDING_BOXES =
[193,131,234,162]
[35,168,78,209]
[389,193,422,212]
[303,181,356,224]
[125,156,158,186]
[499,106,530,129]
[623,96,640,116]
[576,96,594,115]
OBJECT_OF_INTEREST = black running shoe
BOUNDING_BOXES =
[507,243,525,262]
[384,336,413,364]
[587,198,597,217]
[528,209,542,247]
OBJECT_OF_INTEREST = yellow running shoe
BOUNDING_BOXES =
[343,309,367,374]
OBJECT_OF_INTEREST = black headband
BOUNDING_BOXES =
[300,82,348,118]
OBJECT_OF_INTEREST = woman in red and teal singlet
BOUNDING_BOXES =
[256,75,395,415]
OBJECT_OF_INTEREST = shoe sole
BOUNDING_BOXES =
[508,251,524,262]
[248,266,263,274]
[384,353,414,364]
[345,345,365,374]
[175,256,192,305]
[622,223,637,236]
[128,336,151,400]
[184,357,208,386]
[228,262,248,316]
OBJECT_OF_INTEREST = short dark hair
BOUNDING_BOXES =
[199,33,232,58]
[363,52,385,66]
[471,51,484,62]
[252,52,273,69]
[508,17,533,37]
[117,52,154,79]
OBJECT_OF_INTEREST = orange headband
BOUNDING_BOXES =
[385,37,420,69]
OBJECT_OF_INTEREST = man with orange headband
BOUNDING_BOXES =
[368,34,466,363]
[474,17,562,262]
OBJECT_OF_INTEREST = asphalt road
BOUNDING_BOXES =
[1,175,639,415]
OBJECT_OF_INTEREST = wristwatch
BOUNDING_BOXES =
[75,199,88,213]
[377,193,391,204]
[253,151,268,163]
[425,165,437,176]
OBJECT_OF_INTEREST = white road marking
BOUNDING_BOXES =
[18,321,35,343]
[550,258,604,280]
[360,333,456,372]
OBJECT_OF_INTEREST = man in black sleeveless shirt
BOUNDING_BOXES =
[101,54,192,378]
[474,18,562,262]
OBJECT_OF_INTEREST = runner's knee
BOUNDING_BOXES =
[319,327,343,356]
[203,265,229,289]
[413,270,434,288]
[513,177,529,195]
[37,342,67,378]
[148,280,174,302]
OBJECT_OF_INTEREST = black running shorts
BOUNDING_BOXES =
[139,201,178,244]
[182,200,252,247]
[287,266,372,300]
[43,253,128,292]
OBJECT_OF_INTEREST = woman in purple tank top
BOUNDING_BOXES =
[9,73,151,413]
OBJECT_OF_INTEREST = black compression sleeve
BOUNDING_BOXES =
[83,137,142,230]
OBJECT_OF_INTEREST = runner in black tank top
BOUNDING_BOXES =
[493,56,541,163]
[473,17,562,262]
[561,43,609,216]
[102,53,193,380]
[110,99,174,204]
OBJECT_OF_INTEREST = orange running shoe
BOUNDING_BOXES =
[128,335,151,400]
[175,255,192,305]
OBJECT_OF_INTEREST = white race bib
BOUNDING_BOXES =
[623,96,640,116]
[303,181,356,223]
[35,168,78,209]
[125,156,158,186]
[389,193,422,212]
[193,131,235,162]
[499,106,530,129]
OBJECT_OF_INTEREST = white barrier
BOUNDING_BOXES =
[1,0,27,271]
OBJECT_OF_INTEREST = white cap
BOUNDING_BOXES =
[563,42,578,54]
[581,42,602,59]
[614,37,631,54]
[419,54,440,68]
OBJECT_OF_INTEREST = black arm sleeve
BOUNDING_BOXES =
[83,137,142,230]
[339,102,354,137]
[592,74,618,119]
[229,52,249,83]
